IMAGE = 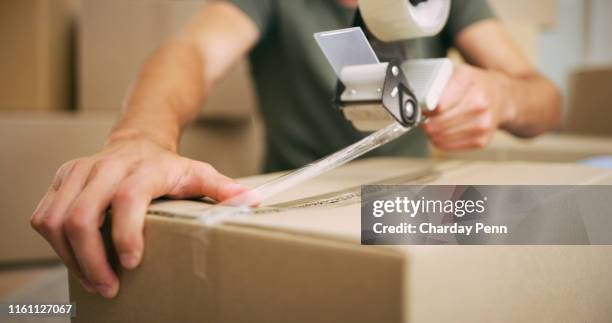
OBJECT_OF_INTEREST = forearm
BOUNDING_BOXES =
[453,20,562,138]
[107,2,259,153]
[496,72,562,138]
[108,39,208,152]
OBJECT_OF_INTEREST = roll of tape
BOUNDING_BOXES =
[358,0,451,42]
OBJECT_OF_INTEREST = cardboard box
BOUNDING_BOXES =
[564,65,612,137]
[0,0,76,111]
[435,131,612,162]
[70,158,612,323]
[0,112,262,264]
[0,113,109,263]
[78,0,258,121]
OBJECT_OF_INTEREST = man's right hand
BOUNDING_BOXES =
[30,135,248,299]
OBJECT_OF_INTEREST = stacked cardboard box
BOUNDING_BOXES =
[78,0,257,120]
[70,158,612,323]
[565,65,612,137]
[0,0,76,111]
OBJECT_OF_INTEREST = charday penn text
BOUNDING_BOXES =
[369,196,508,237]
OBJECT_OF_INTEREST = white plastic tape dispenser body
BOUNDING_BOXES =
[315,0,453,131]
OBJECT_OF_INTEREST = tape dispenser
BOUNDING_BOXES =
[315,0,454,131]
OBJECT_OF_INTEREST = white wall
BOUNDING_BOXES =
[585,0,612,64]
[537,0,612,109]
[537,0,586,97]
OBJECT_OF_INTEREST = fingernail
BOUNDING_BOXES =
[96,283,119,299]
[79,279,96,293]
[120,253,140,269]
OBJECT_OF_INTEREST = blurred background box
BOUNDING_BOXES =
[564,65,612,136]
[0,111,262,264]
[78,0,258,121]
[0,0,77,111]
[434,131,612,163]
[0,113,112,263]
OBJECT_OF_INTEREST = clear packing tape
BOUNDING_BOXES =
[197,122,412,225]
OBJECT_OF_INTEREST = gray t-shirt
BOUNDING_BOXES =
[225,0,495,172]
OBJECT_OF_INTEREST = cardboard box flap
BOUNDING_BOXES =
[438,131,612,162]
[147,158,612,246]
[235,158,458,205]
[427,160,612,185]
[148,158,448,243]
[216,160,612,243]
[501,133,612,155]
[148,158,449,216]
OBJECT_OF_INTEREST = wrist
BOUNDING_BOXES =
[106,113,180,152]
[106,128,176,152]
[490,71,518,130]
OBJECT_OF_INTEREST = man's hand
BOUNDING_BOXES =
[30,1,260,299]
[30,135,248,299]
[423,64,513,150]
[425,19,561,147]
[424,18,563,149]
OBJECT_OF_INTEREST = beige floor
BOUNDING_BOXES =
[1,265,69,323]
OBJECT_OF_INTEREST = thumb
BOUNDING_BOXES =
[170,160,249,201]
